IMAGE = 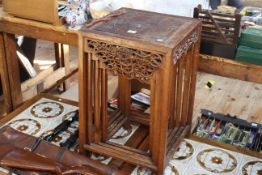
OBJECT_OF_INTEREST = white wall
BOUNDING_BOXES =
[126,0,210,17]
[90,0,210,19]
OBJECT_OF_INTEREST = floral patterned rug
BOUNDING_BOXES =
[130,139,262,175]
[0,97,261,175]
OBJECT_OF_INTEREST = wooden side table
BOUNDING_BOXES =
[79,8,201,174]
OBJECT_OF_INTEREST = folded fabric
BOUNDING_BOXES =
[65,0,90,26]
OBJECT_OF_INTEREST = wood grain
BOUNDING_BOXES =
[193,72,262,125]
[0,32,11,115]
[3,0,59,25]
[199,54,262,84]
[0,7,79,117]
[79,8,201,174]
[0,18,78,46]
[3,33,23,109]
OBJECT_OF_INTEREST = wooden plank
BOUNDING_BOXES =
[0,19,78,46]
[167,127,180,152]
[187,40,200,127]
[201,20,235,29]
[106,142,148,156]
[199,15,236,23]
[78,36,89,152]
[181,48,192,126]
[205,11,229,44]
[234,14,241,45]
[3,33,23,109]
[54,43,65,91]
[108,125,149,168]
[129,110,150,126]
[0,32,12,114]
[84,143,157,171]
[94,60,101,143]
[167,126,190,159]
[119,136,150,174]
[22,85,38,101]
[202,30,235,39]
[54,43,71,92]
[21,67,66,100]
[107,116,127,140]
[118,75,131,117]
[169,61,178,128]
[61,44,71,90]
[101,67,108,142]
[42,67,65,89]
[202,25,235,33]
[200,10,238,18]
[21,65,55,92]
[199,54,262,84]
[175,59,183,127]
[44,68,78,93]
[152,52,172,174]
[193,72,262,126]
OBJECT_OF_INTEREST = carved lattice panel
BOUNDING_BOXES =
[87,40,164,82]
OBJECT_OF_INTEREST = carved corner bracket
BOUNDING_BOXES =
[173,31,199,64]
[86,40,164,82]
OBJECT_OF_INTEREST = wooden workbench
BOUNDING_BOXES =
[0,7,79,116]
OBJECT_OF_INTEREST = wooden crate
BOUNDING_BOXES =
[2,0,61,25]
[194,6,241,59]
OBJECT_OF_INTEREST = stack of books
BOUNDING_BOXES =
[108,88,151,113]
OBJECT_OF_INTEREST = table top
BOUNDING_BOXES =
[81,8,201,52]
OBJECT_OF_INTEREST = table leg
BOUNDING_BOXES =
[3,33,23,109]
[169,63,178,129]
[54,43,71,92]
[94,59,101,143]
[181,52,192,126]
[150,60,172,174]
[118,75,131,117]
[79,52,95,152]
[101,66,108,142]
[187,41,200,128]
[0,33,12,115]
[62,44,71,90]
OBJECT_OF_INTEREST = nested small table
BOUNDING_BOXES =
[79,8,201,174]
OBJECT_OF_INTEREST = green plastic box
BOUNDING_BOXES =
[236,46,262,65]
[239,27,262,50]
